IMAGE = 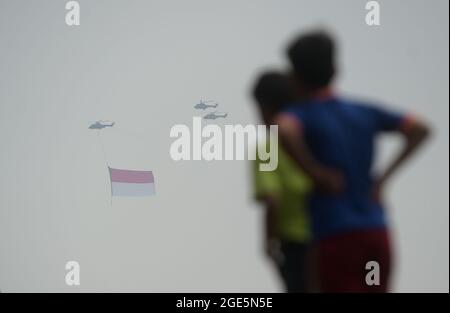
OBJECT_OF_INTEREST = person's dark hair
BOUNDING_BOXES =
[252,71,296,113]
[287,30,336,89]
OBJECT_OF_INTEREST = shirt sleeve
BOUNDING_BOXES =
[368,105,409,132]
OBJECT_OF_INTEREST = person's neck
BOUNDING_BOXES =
[305,86,334,101]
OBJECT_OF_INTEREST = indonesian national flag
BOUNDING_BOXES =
[108,167,155,197]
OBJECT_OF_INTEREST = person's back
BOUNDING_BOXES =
[284,97,409,239]
[255,137,312,242]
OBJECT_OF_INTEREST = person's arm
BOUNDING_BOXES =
[275,113,344,194]
[253,152,282,263]
[259,195,281,262]
[373,117,431,201]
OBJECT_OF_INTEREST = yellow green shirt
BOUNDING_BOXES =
[254,141,312,243]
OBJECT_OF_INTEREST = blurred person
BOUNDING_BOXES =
[252,72,314,293]
[276,30,431,292]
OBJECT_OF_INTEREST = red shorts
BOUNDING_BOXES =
[317,228,392,293]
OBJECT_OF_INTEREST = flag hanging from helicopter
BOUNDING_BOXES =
[88,120,156,198]
[108,167,155,197]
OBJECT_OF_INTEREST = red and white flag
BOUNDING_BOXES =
[108,167,155,197]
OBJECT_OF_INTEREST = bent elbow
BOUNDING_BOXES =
[418,122,432,142]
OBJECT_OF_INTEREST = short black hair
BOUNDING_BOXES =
[287,30,336,89]
[252,71,296,112]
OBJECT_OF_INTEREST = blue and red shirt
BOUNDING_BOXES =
[283,96,410,240]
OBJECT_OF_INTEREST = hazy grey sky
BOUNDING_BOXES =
[0,0,448,292]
